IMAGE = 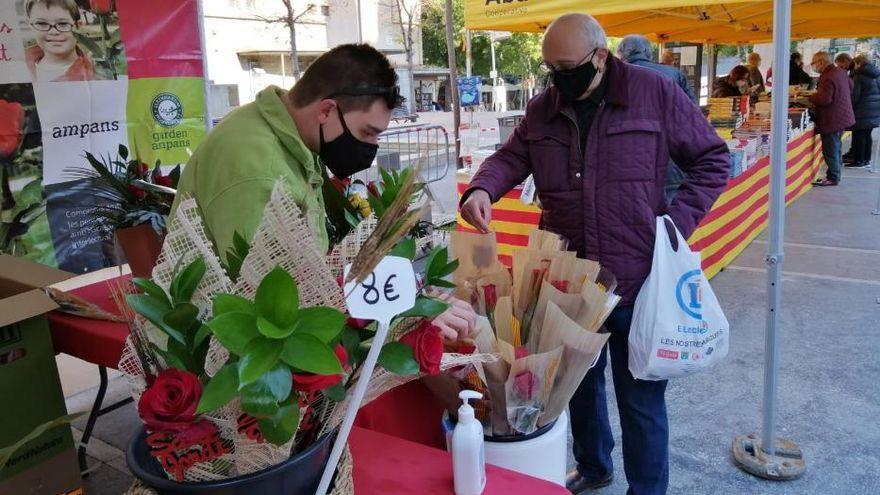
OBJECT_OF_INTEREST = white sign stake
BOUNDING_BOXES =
[316,256,417,495]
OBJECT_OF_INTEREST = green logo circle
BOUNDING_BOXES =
[151,93,183,127]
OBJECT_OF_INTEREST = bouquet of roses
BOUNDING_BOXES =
[449,229,620,436]
[117,169,490,488]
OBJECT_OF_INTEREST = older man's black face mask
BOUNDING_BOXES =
[551,49,599,102]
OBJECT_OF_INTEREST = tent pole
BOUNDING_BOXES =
[444,0,461,166]
[733,0,805,479]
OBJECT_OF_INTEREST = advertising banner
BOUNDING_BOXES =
[0,0,206,273]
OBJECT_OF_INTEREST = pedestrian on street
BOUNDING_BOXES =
[660,50,675,66]
[460,13,730,495]
[810,51,856,186]
[848,54,880,169]
[835,53,855,79]
[617,34,696,205]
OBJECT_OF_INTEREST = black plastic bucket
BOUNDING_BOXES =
[127,427,338,495]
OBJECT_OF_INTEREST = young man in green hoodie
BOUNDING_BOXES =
[173,43,475,339]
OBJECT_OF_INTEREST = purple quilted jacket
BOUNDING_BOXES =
[463,56,730,304]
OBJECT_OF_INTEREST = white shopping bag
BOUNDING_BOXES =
[629,216,729,380]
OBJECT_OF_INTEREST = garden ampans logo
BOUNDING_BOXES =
[675,269,703,320]
[151,92,183,127]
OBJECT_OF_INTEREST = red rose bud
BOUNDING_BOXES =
[0,99,25,158]
[550,280,570,293]
[482,284,497,313]
[89,0,113,14]
[514,346,529,360]
[291,345,348,393]
[399,320,444,375]
[367,181,379,198]
[128,184,146,199]
[155,175,173,187]
[137,369,202,432]
[513,371,537,401]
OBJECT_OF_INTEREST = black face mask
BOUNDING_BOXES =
[551,50,599,102]
[319,106,378,178]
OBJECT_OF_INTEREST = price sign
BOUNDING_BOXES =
[343,256,416,326]
[317,256,418,495]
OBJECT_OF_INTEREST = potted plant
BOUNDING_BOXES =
[117,170,484,493]
[72,144,179,277]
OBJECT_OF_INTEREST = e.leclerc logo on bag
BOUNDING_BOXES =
[151,92,184,127]
[675,269,703,320]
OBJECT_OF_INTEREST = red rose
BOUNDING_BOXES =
[292,345,348,393]
[128,183,146,199]
[513,371,537,401]
[138,369,202,432]
[346,317,370,330]
[399,321,443,375]
[89,0,113,14]
[155,175,173,187]
[367,181,379,198]
[514,346,529,360]
[550,280,570,293]
[0,100,25,158]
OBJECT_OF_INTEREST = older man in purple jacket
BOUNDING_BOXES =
[809,51,856,186]
[460,14,729,495]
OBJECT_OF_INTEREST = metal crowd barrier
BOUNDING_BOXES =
[350,124,453,187]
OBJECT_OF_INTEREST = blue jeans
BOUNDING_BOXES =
[821,131,843,183]
[569,305,669,495]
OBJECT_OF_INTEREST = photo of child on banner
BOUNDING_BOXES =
[20,0,127,82]
[448,229,620,436]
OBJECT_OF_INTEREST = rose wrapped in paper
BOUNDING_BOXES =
[399,320,444,375]
[138,369,202,432]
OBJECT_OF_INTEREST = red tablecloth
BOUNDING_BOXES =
[48,277,130,369]
[350,426,568,494]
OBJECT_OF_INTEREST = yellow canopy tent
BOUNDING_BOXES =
[463,0,880,43]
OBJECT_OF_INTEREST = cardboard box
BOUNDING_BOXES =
[0,255,81,495]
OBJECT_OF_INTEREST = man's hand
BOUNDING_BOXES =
[432,297,477,342]
[460,189,492,233]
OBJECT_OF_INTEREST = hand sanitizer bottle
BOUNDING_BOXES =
[452,390,486,495]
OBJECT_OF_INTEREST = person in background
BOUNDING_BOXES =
[172,44,476,337]
[745,52,766,94]
[712,65,751,97]
[618,34,695,205]
[460,13,730,495]
[24,0,95,82]
[660,50,676,66]
[810,51,856,186]
[835,53,855,78]
[848,54,880,169]
[765,52,814,89]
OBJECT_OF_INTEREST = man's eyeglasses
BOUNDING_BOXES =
[30,21,75,33]
[329,86,403,109]
[540,48,598,74]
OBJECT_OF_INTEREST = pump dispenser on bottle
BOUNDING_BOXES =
[452,390,486,495]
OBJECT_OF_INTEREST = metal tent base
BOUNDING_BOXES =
[733,434,806,481]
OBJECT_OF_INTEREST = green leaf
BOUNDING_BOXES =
[206,312,259,355]
[197,363,239,414]
[155,347,187,371]
[341,326,362,367]
[132,278,171,308]
[255,267,299,328]
[118,144,128,160]
[213,294,255,316]
[240,383,279,418]
[232,231,250,258]
[293,307,345,343]
[280,334,343,375]
[238,337,283,387]
[425,247,449,281]
[193,324,212,348]
[262,362,293,402]
[398,296,449,319]
[390,237,416,260]
[257,316,295,339]
[438,258,460,279]
[324,383,346,402]
[163,302,199,332]
[170,257,207,304]
[257,402,300,445]
[427,278,457,289]
[378,342,420,375]
[126,294,186,345]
